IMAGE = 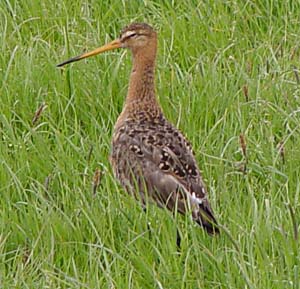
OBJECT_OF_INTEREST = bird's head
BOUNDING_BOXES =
[119,23,156,52]
[57,23,156,67]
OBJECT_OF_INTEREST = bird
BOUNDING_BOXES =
[57,23,219,241]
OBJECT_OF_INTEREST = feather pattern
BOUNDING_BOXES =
[111,113,219,234]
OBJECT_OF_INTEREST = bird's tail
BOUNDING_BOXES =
[196,202,220,235]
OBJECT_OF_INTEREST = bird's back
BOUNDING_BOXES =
[111,113,219,234]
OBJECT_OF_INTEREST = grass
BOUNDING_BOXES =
[0,1,300,288]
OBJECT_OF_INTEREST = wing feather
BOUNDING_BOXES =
[111,119,219,234]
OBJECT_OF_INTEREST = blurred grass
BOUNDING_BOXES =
[1,1,300,288]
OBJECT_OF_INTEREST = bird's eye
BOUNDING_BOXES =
[128,33,137,38]
[121,32,139,41]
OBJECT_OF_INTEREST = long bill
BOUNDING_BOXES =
[57,39,122,67]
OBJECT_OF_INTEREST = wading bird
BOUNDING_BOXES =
[58,23,219,246]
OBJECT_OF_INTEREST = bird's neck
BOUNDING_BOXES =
[124,50,160,114]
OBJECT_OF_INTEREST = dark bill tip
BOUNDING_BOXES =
[56,55,82,67]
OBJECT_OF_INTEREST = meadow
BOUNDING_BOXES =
[0,1,300,288]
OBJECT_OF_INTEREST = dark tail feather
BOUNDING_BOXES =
[196,204,220,235]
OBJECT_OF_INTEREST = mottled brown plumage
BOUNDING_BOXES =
[57,23,219,235]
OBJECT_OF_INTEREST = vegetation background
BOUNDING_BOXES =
[1,1,299,288]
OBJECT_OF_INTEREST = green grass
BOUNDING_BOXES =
[1,1,300,288]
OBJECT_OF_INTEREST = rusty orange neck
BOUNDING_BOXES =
[115,43,162,129]
[125,42,160,107]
